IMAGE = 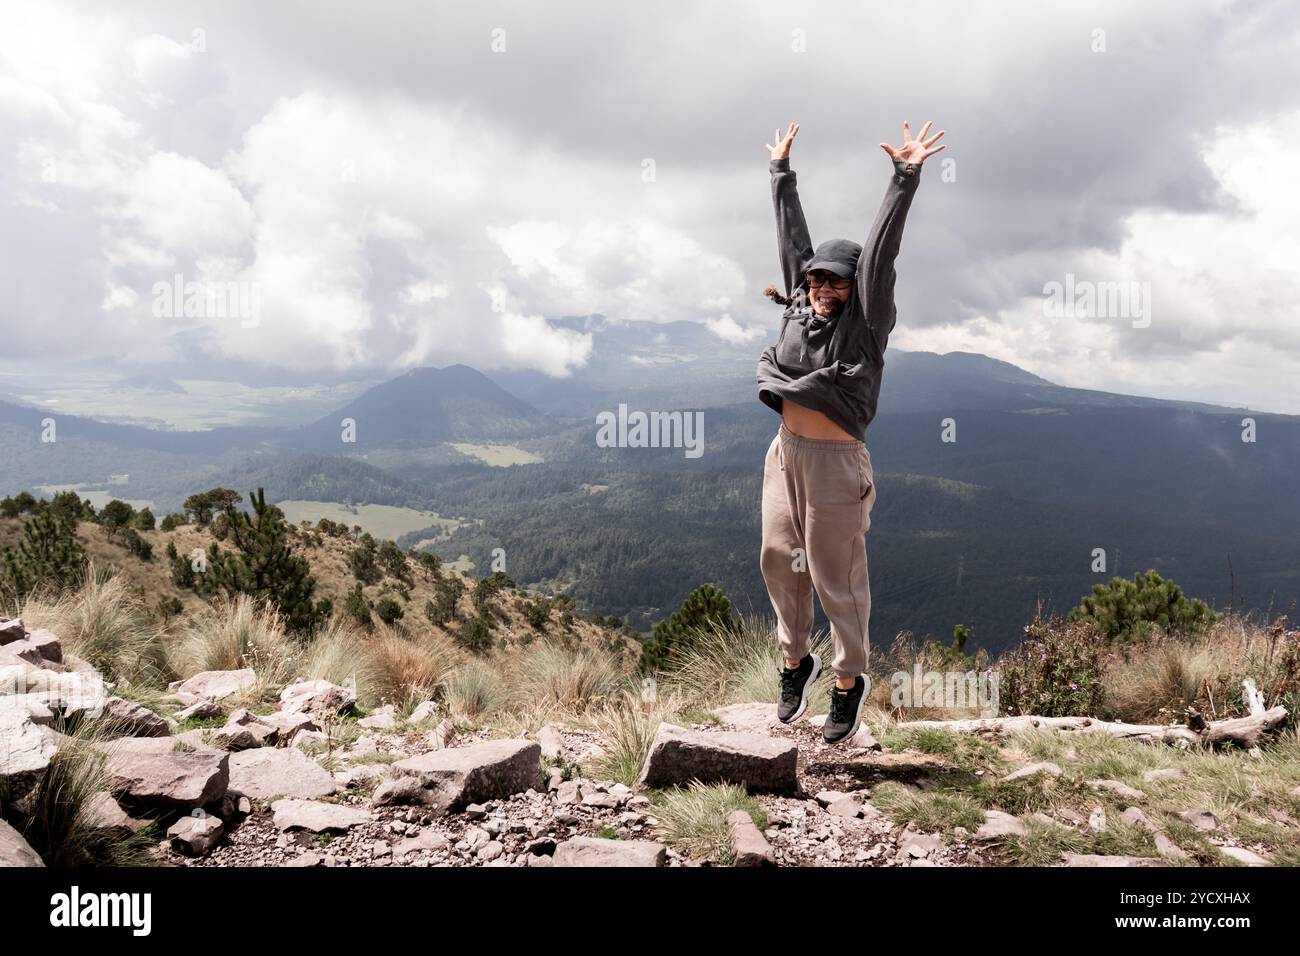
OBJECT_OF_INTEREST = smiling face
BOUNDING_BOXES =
[807,269,852,317]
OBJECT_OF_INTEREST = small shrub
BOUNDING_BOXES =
[455,616,492,654]
[374,595,404,626]
[997,610,1109,717]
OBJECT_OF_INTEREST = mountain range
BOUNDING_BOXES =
[3,324,1296,653]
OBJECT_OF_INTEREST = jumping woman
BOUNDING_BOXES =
[756,119,945,743]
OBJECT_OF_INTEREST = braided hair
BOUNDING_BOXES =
[763,284,795,307]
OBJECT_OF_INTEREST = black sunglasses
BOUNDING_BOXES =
[807,271,851,289]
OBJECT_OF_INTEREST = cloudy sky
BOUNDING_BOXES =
[2,0,1299,415]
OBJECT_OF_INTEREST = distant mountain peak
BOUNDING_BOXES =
[904,350,1054,386]
[299,363,551,448]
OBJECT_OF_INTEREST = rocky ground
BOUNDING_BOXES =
[2,617,1287,868]
[724,705,994,867]
[163,703,996,869]
[1,618,970,867]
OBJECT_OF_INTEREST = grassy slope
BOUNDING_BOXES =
[0,515,639,658]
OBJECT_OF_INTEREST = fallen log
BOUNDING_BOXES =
[894,708,1288,750]
[1200,706,1289,750]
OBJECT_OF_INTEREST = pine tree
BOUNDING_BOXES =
[1069,569,1218,643]
[47,490,93,527]
[639,582,738,673]
[98,499,135,540]
[120,527,153,561]
[426,576,464,626]
[378,540,413,586]
[523,596,553,631]
[0,509,86,602]
[183,488,242,527]
[348,539,382,585]
[206,487,319,633]
[344,583,372,630]
[413,551,441,582]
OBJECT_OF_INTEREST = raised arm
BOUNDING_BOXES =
[857,120,945,344]
[766,122,814,298]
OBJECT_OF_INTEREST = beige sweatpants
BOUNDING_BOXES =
[760,422,877,679]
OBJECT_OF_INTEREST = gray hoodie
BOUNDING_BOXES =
[756,156,923,440]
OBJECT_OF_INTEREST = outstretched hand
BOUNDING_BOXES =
[766,121,800,160]
[880,120,945,165]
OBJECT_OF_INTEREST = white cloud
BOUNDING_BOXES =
[487,218,747,325]
[101,284,138,311]
[706,313,767,345]
[121,152,253,254]
[896,109,1300,410]
[402,280,449,305]
[130,34,198,109]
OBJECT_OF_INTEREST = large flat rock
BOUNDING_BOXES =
[83,792,151,838]
[388,738,542,812]
[0,694,59,726]
[103,736,222,756]
[2,629,62,668]
[106,740,229,810]
[76,696,172,738]
[553,836,667,867]
[271,799,372,833]
[635,723,798,793]
[228,747,337,800]
[1,667,107,711]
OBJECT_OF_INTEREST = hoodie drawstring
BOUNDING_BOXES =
[799,312,830,364]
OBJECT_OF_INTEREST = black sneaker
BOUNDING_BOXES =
[777,652,822,723]
[823,675,867,743]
